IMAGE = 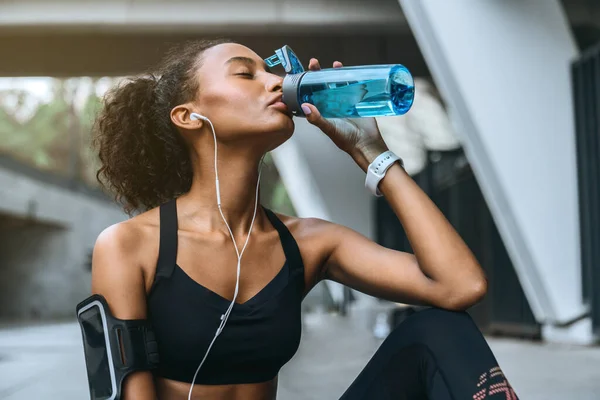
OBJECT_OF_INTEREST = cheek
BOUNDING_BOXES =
[201,84,259,114]
[198,84,292,136]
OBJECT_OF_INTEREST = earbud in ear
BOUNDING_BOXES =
[190,112,208,121]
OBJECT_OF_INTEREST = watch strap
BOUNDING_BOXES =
[365,150,403,196]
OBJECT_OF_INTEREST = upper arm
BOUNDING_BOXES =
[318,221,449,308]
[91,223,157,400]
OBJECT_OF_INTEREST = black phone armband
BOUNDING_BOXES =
[76,294,159,400]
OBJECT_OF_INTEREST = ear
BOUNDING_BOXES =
[170,104,203,131]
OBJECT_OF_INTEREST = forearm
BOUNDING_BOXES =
[353,146,487,308]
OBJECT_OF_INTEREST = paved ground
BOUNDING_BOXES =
[1,302,599,399]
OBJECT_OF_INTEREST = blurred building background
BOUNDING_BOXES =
[0,0,600,400]
[0,1,599,396]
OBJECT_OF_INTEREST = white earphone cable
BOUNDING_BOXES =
[187,115,264,400]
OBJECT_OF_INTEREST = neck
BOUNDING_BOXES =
[178,144,266,236]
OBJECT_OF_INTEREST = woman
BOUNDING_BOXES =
[91,39,518,399]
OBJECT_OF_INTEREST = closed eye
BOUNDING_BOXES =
[235,72,254,78]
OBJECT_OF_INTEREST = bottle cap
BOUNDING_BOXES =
[264,45,305,74]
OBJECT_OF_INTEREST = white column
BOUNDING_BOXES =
[272,118,375,239]
[271,119,373,306]
[400,0,591,343]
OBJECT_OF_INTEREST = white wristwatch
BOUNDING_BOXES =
[365,150,403,197]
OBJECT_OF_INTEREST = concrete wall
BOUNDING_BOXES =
[400,0,590,343]
[0,164,126,320]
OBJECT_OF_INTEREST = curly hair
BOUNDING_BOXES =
[93,38,232,215]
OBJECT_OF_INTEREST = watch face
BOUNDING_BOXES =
[78,303,116,400]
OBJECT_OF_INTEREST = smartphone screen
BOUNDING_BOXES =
[78,304,115,399]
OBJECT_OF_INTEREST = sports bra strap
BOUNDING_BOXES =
[155,202,303,282]
[155,199,178,281]
[263,207,304,274]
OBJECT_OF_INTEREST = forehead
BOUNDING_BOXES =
[201,43,263,68]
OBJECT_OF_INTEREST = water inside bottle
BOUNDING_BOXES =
[298,65,414,118]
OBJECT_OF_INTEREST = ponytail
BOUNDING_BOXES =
[93,39,231,215]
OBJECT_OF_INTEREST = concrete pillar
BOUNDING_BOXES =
[400,0,591,343]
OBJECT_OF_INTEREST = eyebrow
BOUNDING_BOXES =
[224,56,271,73]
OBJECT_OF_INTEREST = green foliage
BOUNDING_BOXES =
[0,90,70,173]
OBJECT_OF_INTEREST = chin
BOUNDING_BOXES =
[265,121,294,150]
[266,114,295,135]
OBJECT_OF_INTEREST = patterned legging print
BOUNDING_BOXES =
[473,367,518,400]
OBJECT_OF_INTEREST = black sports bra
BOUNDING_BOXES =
[147,199,305,385]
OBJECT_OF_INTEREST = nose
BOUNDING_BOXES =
[265,74,283,93]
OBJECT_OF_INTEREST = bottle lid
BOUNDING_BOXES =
[264,45,305,74]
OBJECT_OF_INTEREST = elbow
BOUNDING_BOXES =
[445,277,488,311]
[469,277,488,306]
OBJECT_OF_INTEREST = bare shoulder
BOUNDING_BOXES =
[276,212,346,244]
[268,211,344,287]
[91,207,161,318]
[269,211,338,249]
[93,208,159,270]
[94,218,145,260]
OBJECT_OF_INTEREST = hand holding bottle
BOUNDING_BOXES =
[302,58,389,170]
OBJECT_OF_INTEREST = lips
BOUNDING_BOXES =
[268,95,291,116]
[269,101,289,111]
[267,94,284,107]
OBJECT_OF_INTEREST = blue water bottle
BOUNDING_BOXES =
[264,45,415,119]
[282,64,415,118]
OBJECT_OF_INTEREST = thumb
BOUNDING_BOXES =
[301,103,336,135]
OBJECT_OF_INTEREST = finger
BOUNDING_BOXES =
[301,103,336,134]
[308,58,321,71]
[333,61,343,68]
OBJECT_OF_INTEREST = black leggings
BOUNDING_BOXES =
[339,308,518,400]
